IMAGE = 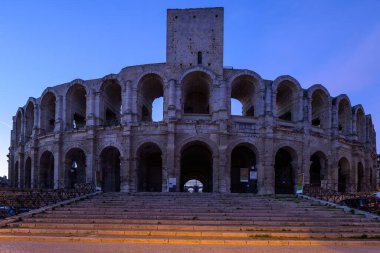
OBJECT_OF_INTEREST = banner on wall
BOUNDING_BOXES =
[296,173,304,194]
[240,168,249,182]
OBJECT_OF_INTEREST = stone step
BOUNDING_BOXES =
[10,222,380,233]
[2,227,380,240]
[44,210,345,217]
[1,192,379,245]
[30,213,369,223]
[21,217,380,228]
[0,233,379,246]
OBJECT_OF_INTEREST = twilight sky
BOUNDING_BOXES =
[1,0,380,177]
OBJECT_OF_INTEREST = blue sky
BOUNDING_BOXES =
[1,0,380,177]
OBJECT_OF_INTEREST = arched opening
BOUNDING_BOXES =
[311,89,329,128]
[15,111,22,144]
[66,84,87,129]
[230,75,256,117]
[357,162,364,192]
[337,99,351,135]
[184,179,203,193]
[138,74,164,122]
[41,92,56,134]
[356,108,366,142]
[25,157,32,188]
[137,143,162,192]
[338,157,350,193]
[25,102,34,139]
[197,51,202,65]
[180,142,213,192]
[309,152,327,187]
[65,148,86,188]
[230,145,256,193]
[100,147,120,192]
[101,80,121,126]
[275,148,296,194]
[14,161,19,187]
[183,71,211,114]
[39,151,54,189]
[276,81,297,122]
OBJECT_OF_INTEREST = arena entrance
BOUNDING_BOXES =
[39,151,54,189]
[309,152,327,187]
[230,145,256,193]
[338,158,350,193]
[274,148,295,194]
[180,143,213,192]
[137,143,162,192]
[65,148,86,188]
[100,147,120,192]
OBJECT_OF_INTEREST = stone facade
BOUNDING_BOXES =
[8,7,378,194]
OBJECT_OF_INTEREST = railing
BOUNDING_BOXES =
[303,184,380,215]
[0,183,96,214]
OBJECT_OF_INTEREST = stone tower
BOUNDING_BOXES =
[166,7,224,75]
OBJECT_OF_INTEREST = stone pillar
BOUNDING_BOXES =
[166,123,176,192]
[19,152,25,188]
[125,80,133,122]
[54,95,63,132]
[218,131,228,193]
[168,79,176,120]
[53,134,63,189]
[8,151,15,187]
[33,103,39,136]
[212,155,219,192]
[218,149,227,193]
[129,155,137,192]
[120,157,130,192]
[94,91,100,126]
[31,147,38,189]
[174,154,181,192]
[259,137,275,195]
[265,82,273,115]
[175,81,182,119]
[131,82,138,122]
[121,126,131,192]
[256,88,266,118]
[87,88,95,127]
[218,80,228,120]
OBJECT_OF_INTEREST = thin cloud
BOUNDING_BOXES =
[0,121,12,130]
[312,24,380,96]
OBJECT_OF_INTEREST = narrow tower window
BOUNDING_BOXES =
[197,51,202,64]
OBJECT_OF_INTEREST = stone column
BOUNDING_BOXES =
[33,103,39,136]
[218,80,228,120]
[94,91,102,126]
[31,147,38,189]
[264,83,272,115]
[53,134,63,189]
[212,155,219,192]
[174,154,181,191]
[259,137,275,194]
[121,126,131,192]
[54,95,63,132]
[19,152,25,188]
[120,157,130,192]
[175,81,182,119]
[166,123,176,192]
[86,88,95,127]
[168,79,176,120]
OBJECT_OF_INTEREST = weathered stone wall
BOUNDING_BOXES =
[8,7,378,194]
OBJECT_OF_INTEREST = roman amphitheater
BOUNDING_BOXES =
[8,7,378,195]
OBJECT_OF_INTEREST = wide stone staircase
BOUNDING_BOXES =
[1,192,380,245]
